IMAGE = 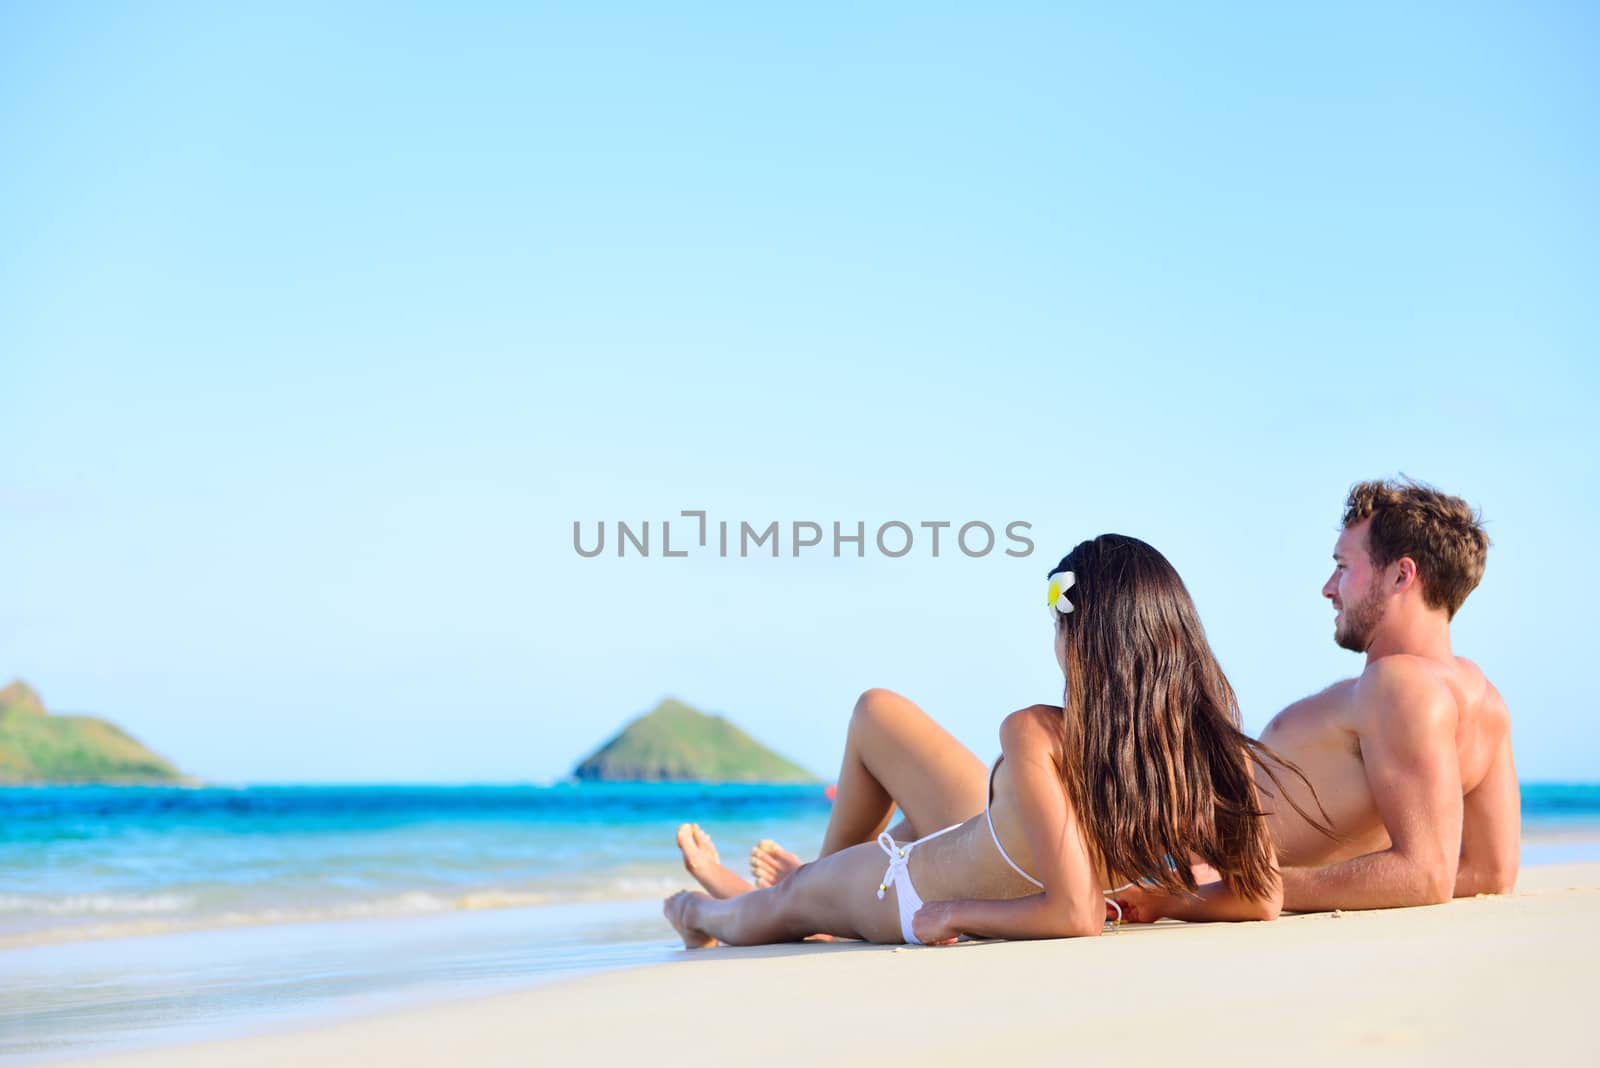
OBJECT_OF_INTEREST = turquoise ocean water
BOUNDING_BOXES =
[3,782,1597,1062]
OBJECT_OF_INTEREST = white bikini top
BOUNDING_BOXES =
[985,756,1046,889]
[985,755,1142,923]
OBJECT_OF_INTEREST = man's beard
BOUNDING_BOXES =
[1334,576,1387,652]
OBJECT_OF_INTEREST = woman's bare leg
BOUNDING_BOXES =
[750,839,803,888]
[675,823,752,899]
[676,688,986,893]
[665,841,899,948]
[745,689,988,887]
[816,688,988,857]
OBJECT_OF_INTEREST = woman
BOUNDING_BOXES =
[665,534,1295,947]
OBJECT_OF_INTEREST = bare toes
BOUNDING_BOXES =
[676,823,720,873]
[749,839,803,889]
[691,824,719,862]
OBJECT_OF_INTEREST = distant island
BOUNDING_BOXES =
[573,698,818,783]
[0,680,190,785]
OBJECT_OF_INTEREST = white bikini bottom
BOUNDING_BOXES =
[874,823,962,944]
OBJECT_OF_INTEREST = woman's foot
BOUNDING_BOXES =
[675,823,754,899]
[663,891,717,948]
[749,839,804,889]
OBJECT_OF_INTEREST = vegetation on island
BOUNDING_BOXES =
[573,697,818,783]
[0,680,189,785]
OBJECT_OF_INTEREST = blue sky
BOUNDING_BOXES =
[2,3,1595,782]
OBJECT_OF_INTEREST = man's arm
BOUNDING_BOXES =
[1454,729,1519,897]
[1281,661,1463,911]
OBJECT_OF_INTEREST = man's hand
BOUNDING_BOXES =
[911,900,962,945]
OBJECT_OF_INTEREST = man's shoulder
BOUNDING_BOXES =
[1273,676,1353,710]
[1353,655,1458,730]
[1289,676,1359,707]
[1359,653,1446,683]
[1450,655,1502,703]
[1451,656,1511,732]
[1263,678,1360,736]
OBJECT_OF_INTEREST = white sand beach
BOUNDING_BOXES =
[56,862,1599,1068]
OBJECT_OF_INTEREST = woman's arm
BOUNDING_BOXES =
[913,893,1104,943]
[1112,873,1281,924]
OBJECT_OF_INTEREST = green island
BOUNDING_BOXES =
[573,697,819,783]
[0,680,189,785]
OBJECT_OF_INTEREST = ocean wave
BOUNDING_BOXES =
[0,892,194,915]
[0,873,692,949]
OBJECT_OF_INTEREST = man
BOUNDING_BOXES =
[1110,478,1518,922]
[1255,478,1518,910]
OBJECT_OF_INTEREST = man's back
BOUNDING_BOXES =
[1260,653,1514,879]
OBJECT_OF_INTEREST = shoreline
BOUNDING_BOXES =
[31,861,1600,1067]
[6,824,1593,952]
[7,830,1598,952]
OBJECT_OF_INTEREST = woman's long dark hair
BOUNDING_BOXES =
[1052,534,1326,902]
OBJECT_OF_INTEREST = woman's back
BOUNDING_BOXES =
[905,706,1095,906]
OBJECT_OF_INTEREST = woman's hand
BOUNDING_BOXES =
[911,900,963,945]
[1111,884,1173,924]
